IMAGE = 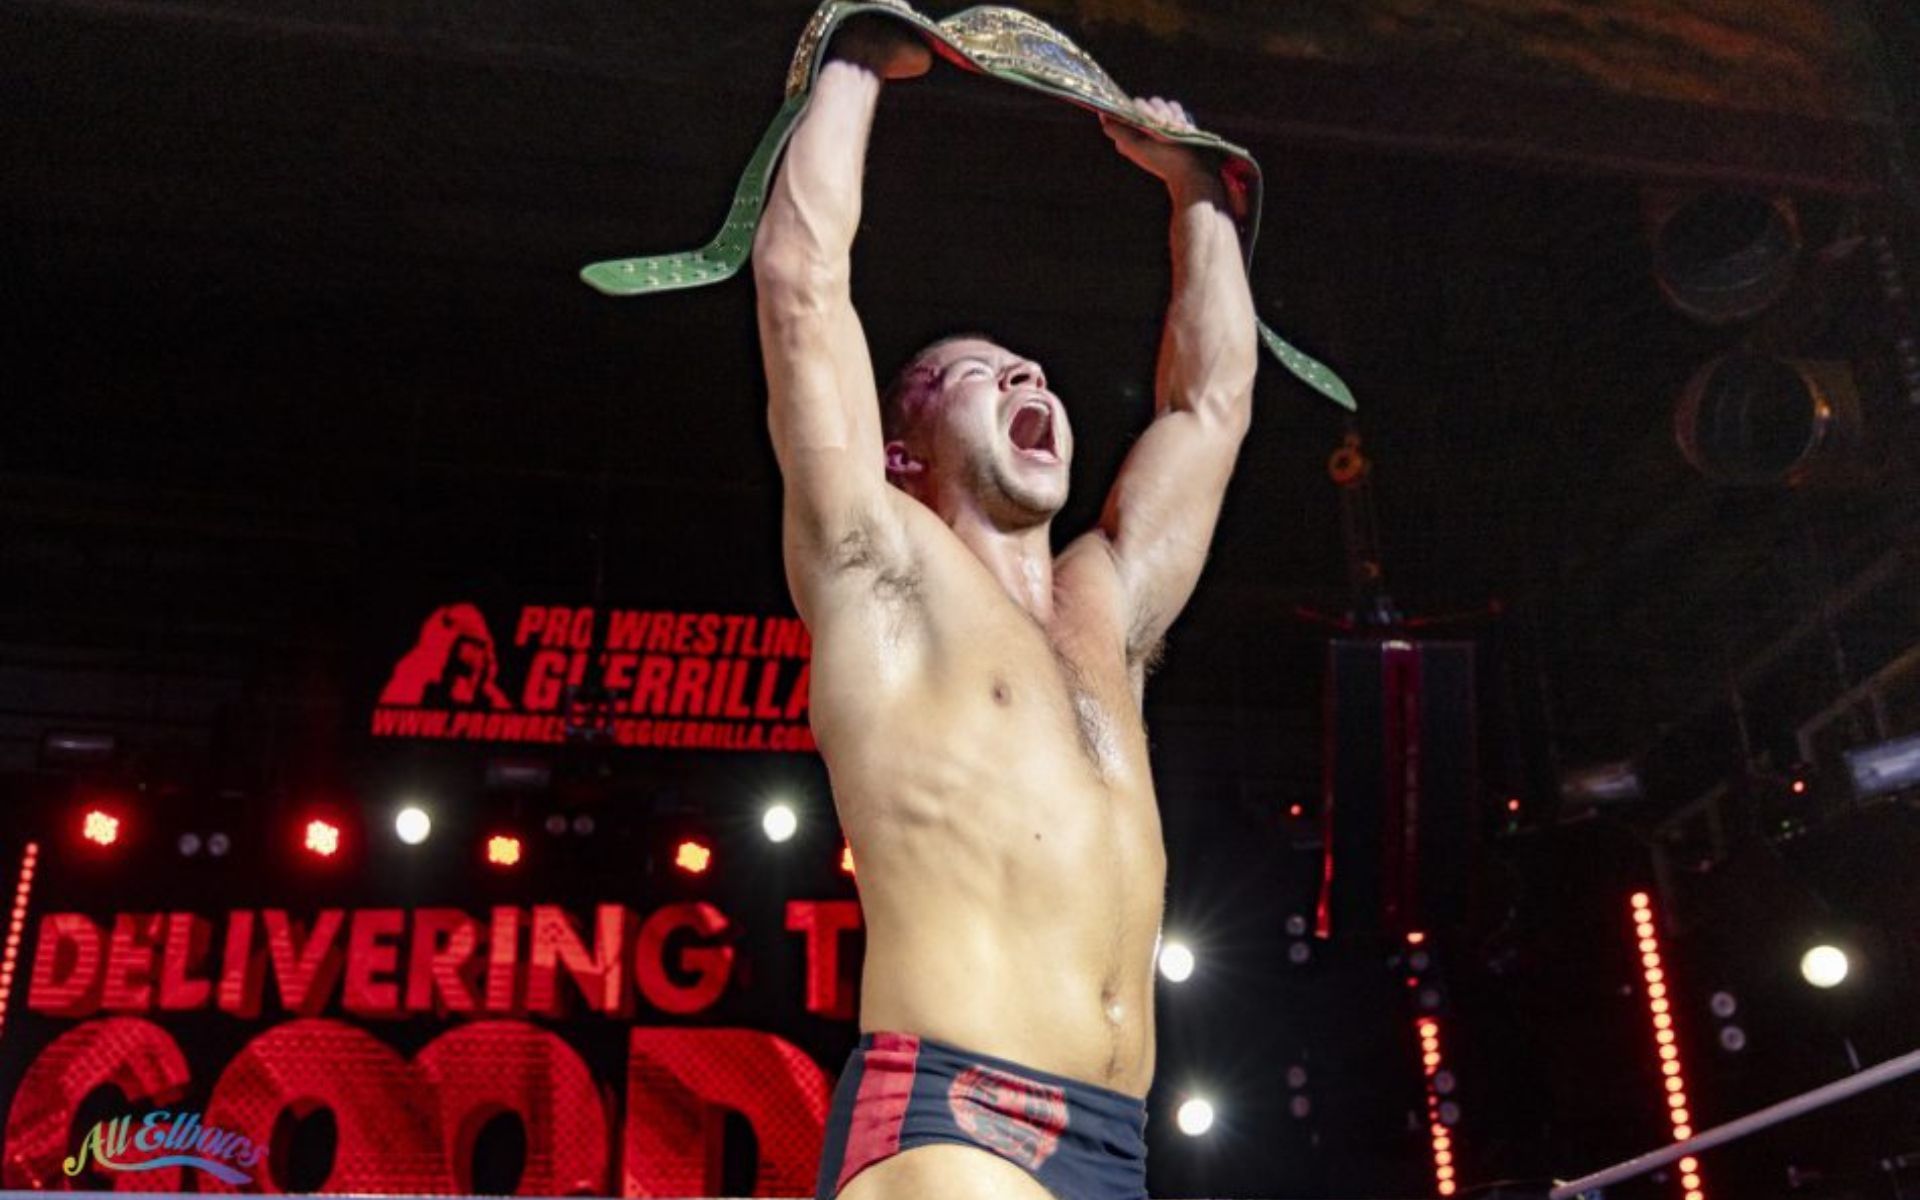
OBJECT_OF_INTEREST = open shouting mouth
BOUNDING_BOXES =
[1007,397,1060,464]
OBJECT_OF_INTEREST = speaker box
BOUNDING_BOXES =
[1317,639,1478,940]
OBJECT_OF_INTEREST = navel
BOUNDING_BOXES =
[991,678,1011,705]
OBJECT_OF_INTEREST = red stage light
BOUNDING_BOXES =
[1506,797,1521,813]
[486,835,522,867]
[1630,893,1705,1200]
[674,839,713,875]
[305,819,342,858]
[1407,930,1427,945]
[0,843,41,1043]
[1790,778,1807,795]
[1414,1012,1459,1193]
[81,809,120,847]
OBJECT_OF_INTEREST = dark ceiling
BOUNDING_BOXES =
[3,0,1918,805]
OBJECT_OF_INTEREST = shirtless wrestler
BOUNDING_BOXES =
[751,18,1257,1200]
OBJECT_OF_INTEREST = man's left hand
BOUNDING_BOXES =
[1101,96,1212,192]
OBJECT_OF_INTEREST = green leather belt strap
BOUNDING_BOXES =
[581,0,1356,413]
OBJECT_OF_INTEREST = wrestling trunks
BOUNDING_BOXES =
[815,1031,1149,1200]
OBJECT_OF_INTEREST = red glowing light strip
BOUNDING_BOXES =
[1631,891,1705,1200]
[1416,1011,1457,1195]
[0,843,41,1046]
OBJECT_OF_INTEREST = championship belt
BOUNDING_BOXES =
[580,0,1355,412]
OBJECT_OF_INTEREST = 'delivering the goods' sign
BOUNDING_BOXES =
[371,602,816,752]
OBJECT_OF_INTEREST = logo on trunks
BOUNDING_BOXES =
[947,1065,1069,1171]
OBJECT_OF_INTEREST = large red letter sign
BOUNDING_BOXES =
[2,1018,190,1190]
[623,1029,829,1197]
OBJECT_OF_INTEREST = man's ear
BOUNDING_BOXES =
[884,439,925,483]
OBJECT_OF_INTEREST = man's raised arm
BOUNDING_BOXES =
[1093,98,1260,662]
[751,27,928,616]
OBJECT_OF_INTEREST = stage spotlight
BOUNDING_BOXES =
[42,730,117,766]
[1561,761,1644,806]
[674,839,713,875]
[1645,189,1799,325]
[207,832,231,858]
[1175,1098,1214,1136]
[1800,944,1849,988]
[1288,1095,1311,1119]
[840,841,856,876]
[571,814,596,836]
[1718,1026,1747,1053]
[81,809,120,847]
[1158,941,1195,983]
[486,835,523,867]
[1675,352,1857,486]
[177,833,202,858]
[544,814,568,836]
[763,803,798,843]
[1709,990,1738,1018]
[1844,732,1920,800]
[483,757,552,791]
[394,805,432,846]
[304,819,342,858]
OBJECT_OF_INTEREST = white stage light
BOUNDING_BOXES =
[1801,945,1849,989]
[1176,1097,1215,1136]
[763,803,799,843]
[395,805,432,846]
[1159,941,1195,983]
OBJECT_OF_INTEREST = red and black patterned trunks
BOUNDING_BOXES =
[815,1031,1149,1199]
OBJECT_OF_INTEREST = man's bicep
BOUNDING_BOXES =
[1098,406,1248,654]
[758,287,890,539]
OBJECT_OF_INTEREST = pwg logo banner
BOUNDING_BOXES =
[371,603,817,752]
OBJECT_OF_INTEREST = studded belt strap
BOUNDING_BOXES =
[580,0,1356,412]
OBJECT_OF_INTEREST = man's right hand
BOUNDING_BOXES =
[828,15,933,80]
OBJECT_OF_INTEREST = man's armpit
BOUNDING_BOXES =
[831,520,923,607]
